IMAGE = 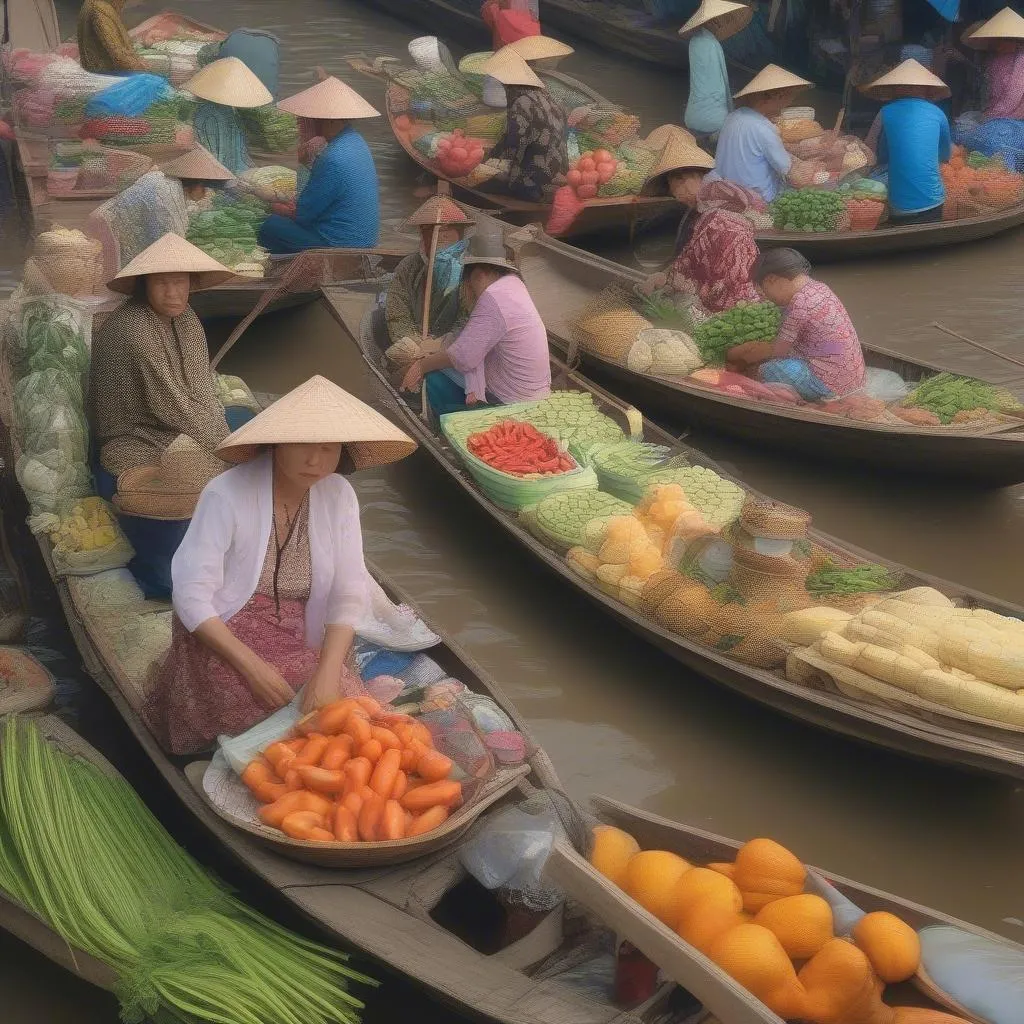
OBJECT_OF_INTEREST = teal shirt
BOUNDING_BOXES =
[685,28,732,135]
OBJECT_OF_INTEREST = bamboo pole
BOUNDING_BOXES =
[932,322,1024,372]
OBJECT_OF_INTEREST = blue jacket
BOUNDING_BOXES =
[685,28,731,135]
[295,126,380,247]
[878,98,951,215]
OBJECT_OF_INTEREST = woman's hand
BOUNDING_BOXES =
[400,359,425,393]
[243,656,294,710]
[301,665,344,713]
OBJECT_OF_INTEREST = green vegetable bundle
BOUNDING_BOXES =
[806,560,900,597]
[836,177,887,202]
[0,717,375,1024]
[693,301,781,365]
[903,372,1022,424]
[240,105,299,153]
[521,488,633,553]
[637,290,696,333]
[770,188,846,232]
[12,299,89,380]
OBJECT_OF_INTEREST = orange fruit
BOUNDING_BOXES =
[851,911,921,983]
[676,894,748,954]
[621,850,692,925]
[732,837,806,913]
[672,867,742,926]
[707,861,735,880]
[588,825,640,886]
[754,893,834,959]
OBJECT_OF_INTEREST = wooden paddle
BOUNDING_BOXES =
[418,182,453,421]
[932,321,1024,372]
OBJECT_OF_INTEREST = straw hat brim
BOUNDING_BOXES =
[733,64,812,99]
[160,147,234,182]
[480,48,545,87]
[645,143,715,189]
[507,35,575,60]
[963,9,1024,50]
[277,77,381,120]
[215,375,417,469]
[679,1,752,41]
[183,57,274,108]
[107,233,237,293]
[860,59,951,99]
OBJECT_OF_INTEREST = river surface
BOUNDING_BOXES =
[4,0,1024,1021]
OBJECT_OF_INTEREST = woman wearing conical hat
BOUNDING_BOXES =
[712,64,821,202]
[965,7,1024,121]
[641,138,763,314]
[400,220,551,417]
[161,145,234,212]
[862,59,952,226]
[258,77,381,254]
[142,376,417,755]
[679,1,751,143]
[89,233,253,599]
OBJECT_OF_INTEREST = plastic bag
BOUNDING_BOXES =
[16,399,88,464]
[459,796,564,910]
[859,367,909,403]
[84,73,173,118]
[15,449,92,517]
[218,691,304,775]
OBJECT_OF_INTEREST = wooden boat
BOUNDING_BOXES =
[503,220,1024,486]
[322,281,1024,782]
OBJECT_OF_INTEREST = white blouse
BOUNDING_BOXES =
[172,452,368,645]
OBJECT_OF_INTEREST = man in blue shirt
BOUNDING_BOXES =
[867,59,952,226]
[258,77,381,254]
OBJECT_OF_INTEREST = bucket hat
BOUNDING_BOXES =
[461,219,519,274]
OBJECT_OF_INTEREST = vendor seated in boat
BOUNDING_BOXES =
[478,48,569,203]
[964,7,1024,120]
[641,136,763,313]
[680,0,751,144]
[712,64,822,202]
[399,221,552,416]
[481,0,541,50]
[258,78,381,254]
[862,60,952,227]
[89,234,254,599]
[77,0,147,73]
[727,248,865,402]
[160,145,235,213]
[143,376,417,755]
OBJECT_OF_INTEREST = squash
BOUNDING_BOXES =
[708,861,736,879]
[673,867,743,921]
[677,895,748,954]
[621,850,692,926]
[707,923,809,1018]
[799,938,890,1024]
[851,911,921,983]
[732,837,807,913]
[639,569,687,618]
[783,607,854,646]
[754,893,834,959]
[656,583,720,640]
[588,824,639,886]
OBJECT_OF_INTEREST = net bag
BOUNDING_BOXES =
[31,228,105,296]
[567,285,654,363]
[47,142,153,199]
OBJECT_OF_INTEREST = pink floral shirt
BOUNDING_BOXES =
[774,280,865,397]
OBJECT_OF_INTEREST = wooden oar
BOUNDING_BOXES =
[417,182,452,421]
[932,321,1024,372]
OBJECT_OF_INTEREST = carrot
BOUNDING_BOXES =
[409,723,434,747]
[399,745,418,772]
[400,780,463,813]
[379,800,406,841]
[316,698,358,735]
[332,805,359,843]
[359,739,384,764]
[296,711,321,736]
[393,723,416,747]
[320,735,352,771]
[344,756,372,790]
[241,759,279,794]
[408,805,450,836]
[262,742,297,773]
[354,695,382,716]
[358,793,385,841]
[260,790,332,828]
[293,734,329,767]
[416,749,454,783]
[370,726,401,751]
[296,765,346,794]
[344,715,372,747]
[251,780,289,804]
[369,748,401,798]
[307,827,336,842]
[341,791,363,817]
[391,770,408,801]
[280,810,329,840]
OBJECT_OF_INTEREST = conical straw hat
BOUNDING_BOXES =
[646,137,715,188]
[734,63,812,99]
[679,0,752,41]
[114,435,227,520]
[107,233,236,293]
[160,145,234,182]
[402,195,474,230]
[182,57,273,108]
[964,7,1024,49]
[276,77,380,120]
[480,47,544,88]
[507,35,575,60]
[860,58,950,100]
[216,375,417,469]
[644,123,697,151]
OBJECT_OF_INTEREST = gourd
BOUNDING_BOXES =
[588,824,640,886]
[620,850,692,926]
[851,911,921,983]
[677,895,748,953]
[732,837,807,913]
[754,893,834,959]
[799,939,887,1024]
[673,867,743,920]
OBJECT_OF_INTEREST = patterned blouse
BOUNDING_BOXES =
[89,298,228,475]
[491,87,569,202]
[985,49,1024,121]
[773,281,866,397]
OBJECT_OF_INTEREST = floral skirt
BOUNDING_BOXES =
[144,593,320,756]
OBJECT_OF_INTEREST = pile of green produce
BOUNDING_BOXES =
[637,289,698,333]
[902,373,1021,424]
[0,716,375,1024]
[240,105,299,153]
[770,188,847,232]
[187,192,270,271]
[589,440,686,495]
[693,301,781,365]
[835,177,888,202]
[11,299,89,378]
[522,488,633,552]
[806,560,901,597]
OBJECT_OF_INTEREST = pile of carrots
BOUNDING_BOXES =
[941,146,1024,209]
[241,695,463,844]
[466,420,576,477]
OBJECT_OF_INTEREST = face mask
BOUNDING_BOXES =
[430,237,469,296]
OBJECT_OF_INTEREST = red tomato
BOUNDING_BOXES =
[566,168,582,187]
[579,157,596,173]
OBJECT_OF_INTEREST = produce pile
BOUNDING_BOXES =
[0,716,376,1024]
[941,146,1024,216]
[787,586,1024,729]
[626,327,703,377]
[566,148,620,201]
[240,104,299,154]
[48,496,133,575]
[693,301,782,365]
[467,420,576,477]
[186,191,271,276]
[899,372,1022,425]
[522,489,633,553]
[587,824,952,1024]
[242,694,466,844]
[769,188,847,233]
[434,128,486,178]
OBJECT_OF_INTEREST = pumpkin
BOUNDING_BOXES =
[588,824,639,886]
[732,837,807,913]
[852,911,921,983]
[799,939,889,1024]
[708,861,736,879]
[673,867,743,922]
[677,895,748,953]
[754,893,834,959]
[707,923,809,1018]
[621,850,692,926]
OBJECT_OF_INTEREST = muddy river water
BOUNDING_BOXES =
[3,0,1024,1020]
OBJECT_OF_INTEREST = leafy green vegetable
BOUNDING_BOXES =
[693,301,782,365]
[805,560,900,596]
[903,372,1022,424]
[770,189,846,232]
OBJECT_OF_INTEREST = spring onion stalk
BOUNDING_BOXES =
[0,717,377,1024]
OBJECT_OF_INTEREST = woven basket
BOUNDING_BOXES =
[0,647,55,715]
[569,287,654,363]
